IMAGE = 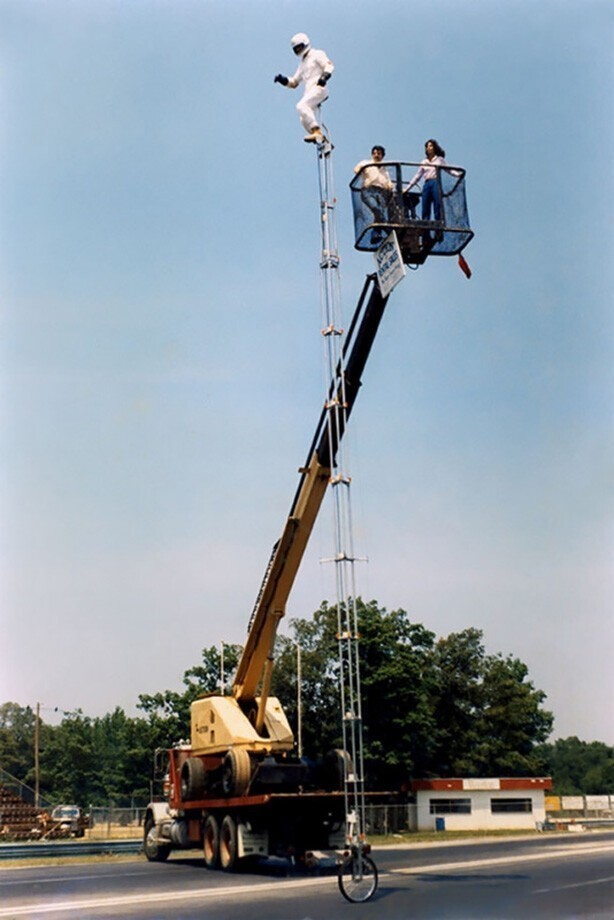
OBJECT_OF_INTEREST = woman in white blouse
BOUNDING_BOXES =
[406,139,450,222]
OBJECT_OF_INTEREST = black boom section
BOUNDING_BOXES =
[294,273,389,509]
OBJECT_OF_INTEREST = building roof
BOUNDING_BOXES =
[412,777,552,792]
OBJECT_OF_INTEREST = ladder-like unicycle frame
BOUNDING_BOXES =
[313,122,379,903]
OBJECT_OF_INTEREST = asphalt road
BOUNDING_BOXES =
[0,832,612,919]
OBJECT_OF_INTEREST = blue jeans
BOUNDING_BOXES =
[362,187,391,223]
[421,178,441,221]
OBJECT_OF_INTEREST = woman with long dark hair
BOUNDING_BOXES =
[405,139,449,222]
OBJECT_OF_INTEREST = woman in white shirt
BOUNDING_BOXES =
[406,139,449,222]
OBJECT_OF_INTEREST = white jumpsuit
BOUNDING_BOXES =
[287,48,334,133]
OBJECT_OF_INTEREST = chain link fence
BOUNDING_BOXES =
[365,803,418,835]
[87,807,147,840]
[84,803,418,840]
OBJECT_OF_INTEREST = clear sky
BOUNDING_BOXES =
[1,0,612,745]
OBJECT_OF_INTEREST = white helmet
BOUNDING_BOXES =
[291,32,311,55]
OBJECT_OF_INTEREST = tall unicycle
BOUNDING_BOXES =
[312,126,378,903]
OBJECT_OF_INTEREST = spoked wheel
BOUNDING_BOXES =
[338,852,378,903]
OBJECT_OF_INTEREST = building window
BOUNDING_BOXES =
[429,798,472,815]
[491,798,533,813]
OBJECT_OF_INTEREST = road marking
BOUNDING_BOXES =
[533,875,614,894]
[0,871,148,888]
[0,875,336,917]
[390,842,614,875]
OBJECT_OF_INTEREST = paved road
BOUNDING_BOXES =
[0,832,612,919]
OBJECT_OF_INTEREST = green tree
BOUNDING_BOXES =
[471,654,553,775]
[38,708,159,806]
[430,633,553,777]
[91,708,155,805]
[536,737,614,794]
[0,702,37,783]
[353,601,438,787]
[39,711,99,804]
[430,629,484,775]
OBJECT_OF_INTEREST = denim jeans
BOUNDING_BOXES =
[362,186,391,223]
[421,178,441,221]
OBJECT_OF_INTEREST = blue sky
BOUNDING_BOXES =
[1,0,612,745]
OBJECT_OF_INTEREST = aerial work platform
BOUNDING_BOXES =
[350,160,473,266]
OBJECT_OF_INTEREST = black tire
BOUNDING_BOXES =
[338,853,378,903]
[143,814,171,863]
[181,756,206,801]
[323,748,354,791]
[221,748,251,797]
[219,814,238,872]
[203,814,220,869]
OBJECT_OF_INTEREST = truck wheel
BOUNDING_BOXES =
[203,814,220,869]
[181,756,206,801]
[143,815,170,863]
[222,748,251,797]
[219,814,238,871]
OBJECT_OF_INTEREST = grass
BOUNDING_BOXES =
[87,825,141,840]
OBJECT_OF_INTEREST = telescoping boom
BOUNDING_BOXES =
[234,273,390,715]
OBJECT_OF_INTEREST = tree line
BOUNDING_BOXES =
[1,601,611,806]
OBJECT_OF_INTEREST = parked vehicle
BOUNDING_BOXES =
[48,804,88,838]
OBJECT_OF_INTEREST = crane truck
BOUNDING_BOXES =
[143,160,472,872]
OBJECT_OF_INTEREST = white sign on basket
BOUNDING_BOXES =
[374,231,406,297]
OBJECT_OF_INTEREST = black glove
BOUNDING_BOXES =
[274,74,288,86]
[317,72,331,87]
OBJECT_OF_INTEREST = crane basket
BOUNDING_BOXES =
[350,161,473,265]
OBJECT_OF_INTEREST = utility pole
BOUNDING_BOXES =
[34,702,40,809]
[296,642,303,759]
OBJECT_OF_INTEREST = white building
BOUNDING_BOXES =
[412,777,552,832]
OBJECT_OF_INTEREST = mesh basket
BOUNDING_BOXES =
[350,161,473,263]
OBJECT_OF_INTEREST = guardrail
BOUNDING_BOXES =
[0,839,142,860]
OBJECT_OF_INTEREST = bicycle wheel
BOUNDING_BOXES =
[338,853,378,903]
